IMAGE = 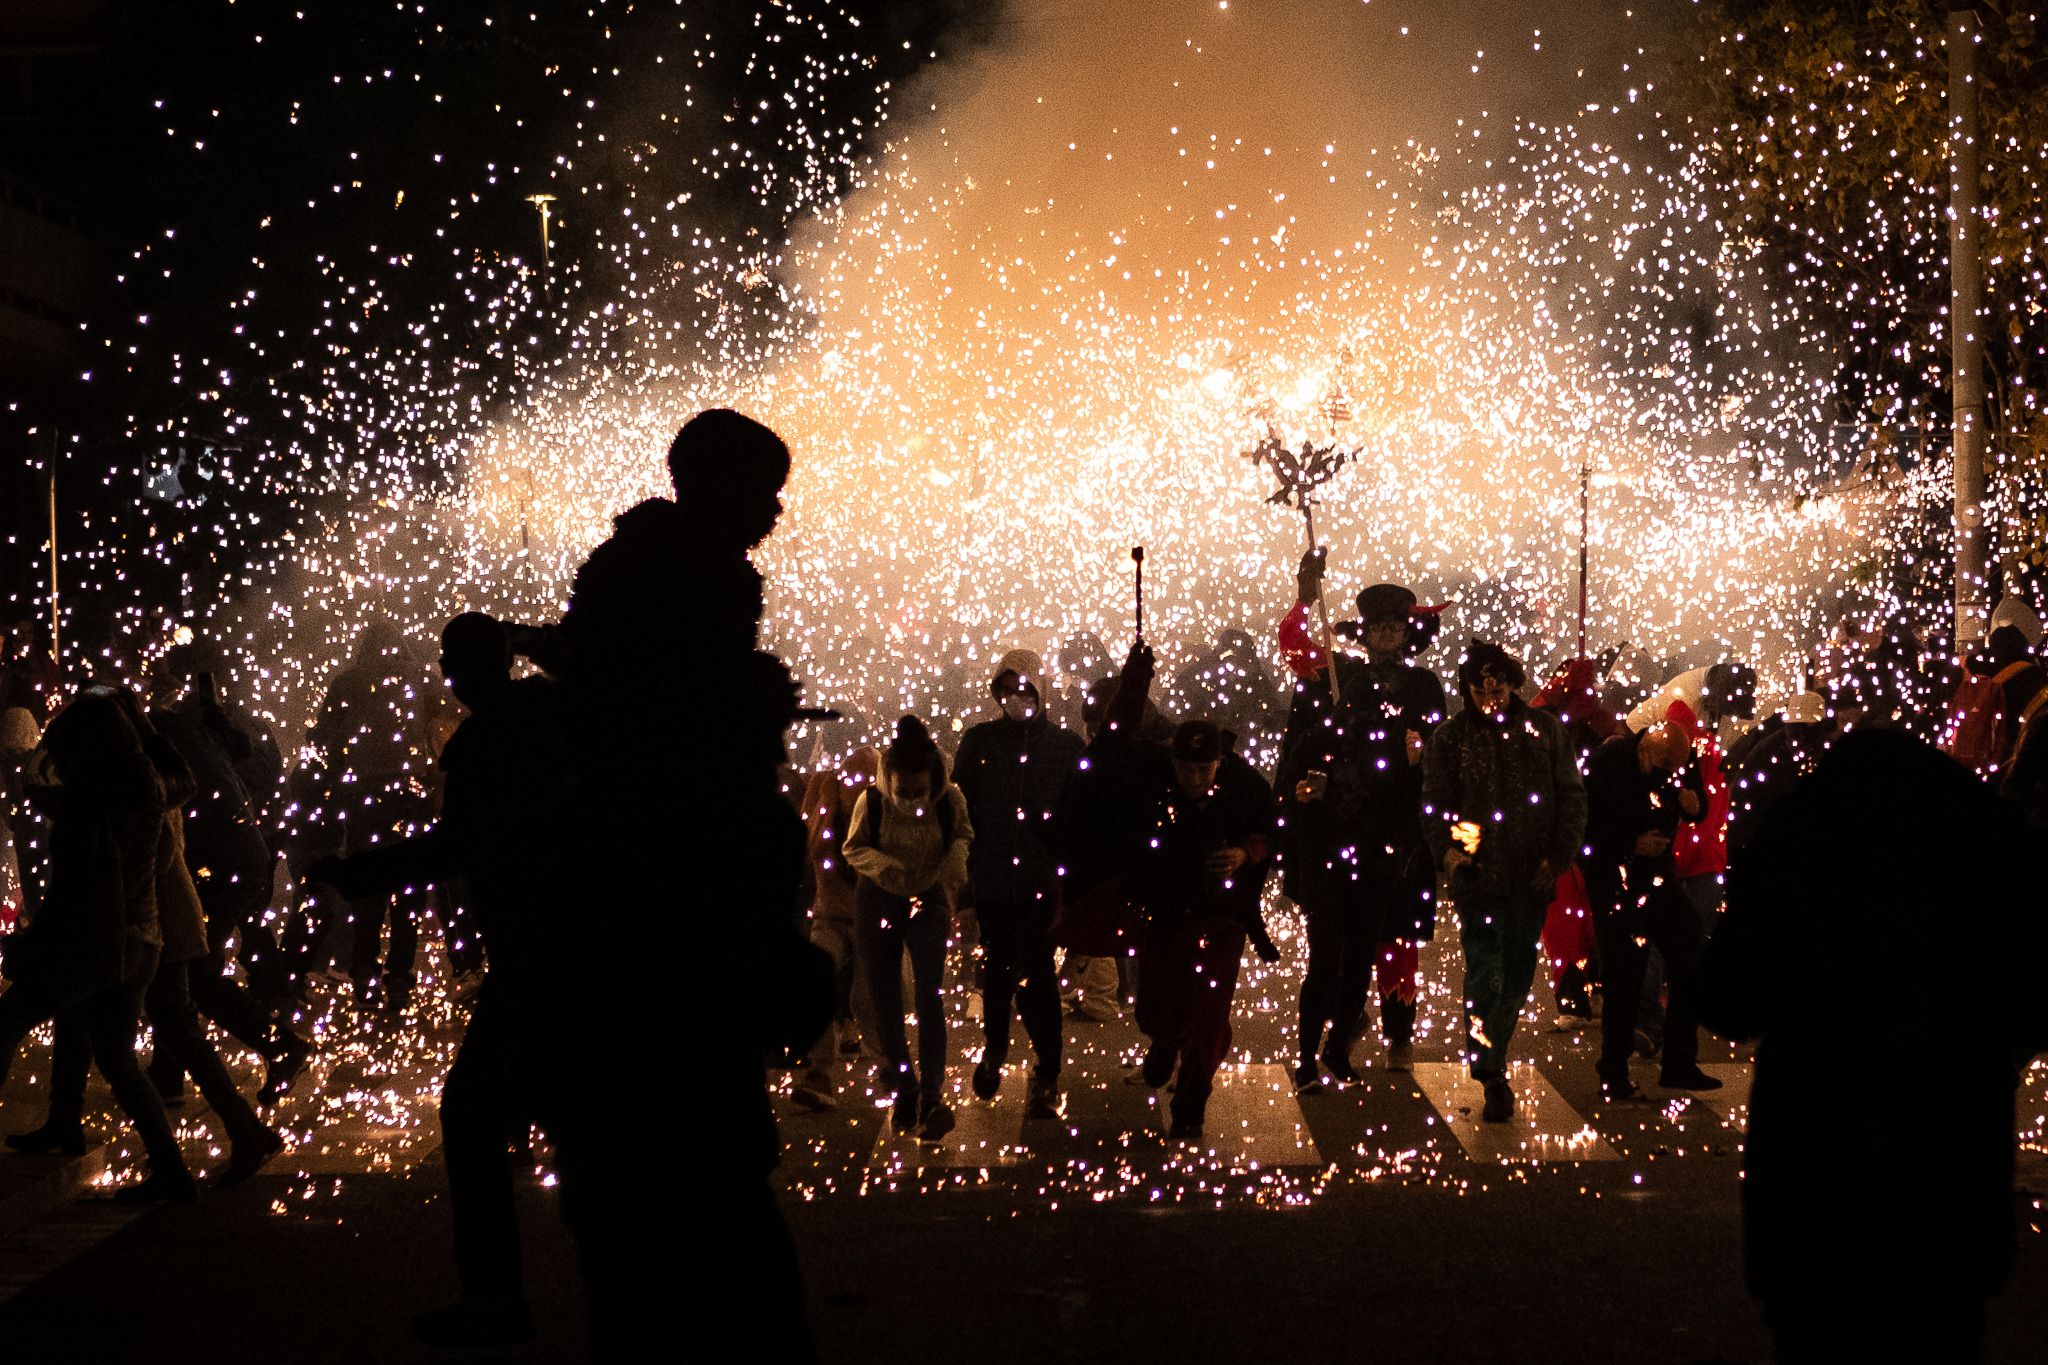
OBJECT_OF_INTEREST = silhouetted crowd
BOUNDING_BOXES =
[1,412,2045,1363]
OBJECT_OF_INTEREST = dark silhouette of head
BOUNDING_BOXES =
[439,612,513,711]
[882,714,946,806]
[42,688,143,785]
[667,409,791,549]
[354,618,411,668]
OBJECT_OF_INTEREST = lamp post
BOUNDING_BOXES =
[1948,3,1989,648]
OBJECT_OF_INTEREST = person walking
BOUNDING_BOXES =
[1276,552,1446,1088]
[1095,645,1277,1142]
[1581,721,1722,1099]
[842,715,974,1140]
[953,650,1083,1119]
[1420,641,1587,1123]
[0,691,197,1204]
[313,613,569,1350]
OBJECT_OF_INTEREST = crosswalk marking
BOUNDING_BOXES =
[868,1068,1030,1172]
[1147,1063,1322,1167]
[1688,1062,1753,1131]
[1412,1062,1620,1162]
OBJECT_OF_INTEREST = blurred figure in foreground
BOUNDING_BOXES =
[1696,730,2046,1363]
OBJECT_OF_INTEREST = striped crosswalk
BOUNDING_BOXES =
[1410,1062,1620,1162]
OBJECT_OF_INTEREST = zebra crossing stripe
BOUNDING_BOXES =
[1687,1063,1753,1130]
[1149,1063,1323,1167]
[1411,1062,1620,1162]
[868,1068,1030,1173]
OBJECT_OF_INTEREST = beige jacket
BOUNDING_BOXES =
[842,774,973,900]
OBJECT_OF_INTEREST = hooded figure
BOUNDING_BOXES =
[953,651,1085,1116]
[843,715,975,1141]
[1419,640,1586,1122]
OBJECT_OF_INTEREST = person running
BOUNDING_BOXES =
[952,649,1083,1118]
[1096,644,1277,1142]
[1276,551,1445,1088]
[1421,641,1587,1124]
[842,714,974,1140]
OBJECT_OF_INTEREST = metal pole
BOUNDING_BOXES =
[46,437,59,666]
[1131,546,1145,644]
[1577,460,1590,659]
[1949,4,1989,648]
[1302,504,1342,704]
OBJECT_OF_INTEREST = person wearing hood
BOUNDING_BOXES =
[1094,644,1277,1142]
[952,649,1084,1119]
[843,715,974,1140]
[1421,641,1587,1123]
[1275,552,1447,1089]
[1942,625,2038,774]
[1626,660,1758,750]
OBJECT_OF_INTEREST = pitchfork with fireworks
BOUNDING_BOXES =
[1245,430,1359,702]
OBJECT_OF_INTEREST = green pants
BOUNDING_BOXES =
[1454,881,1549,1081]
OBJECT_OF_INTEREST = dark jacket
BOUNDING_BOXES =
[1580,730,1704,917]
[22,752,166,993]
[324,676,567,984]
[152,701,271,885]
[1101,735,1274,925]
[1275,653,1444,920]
[1420,694,1586,902]
[952,712,1085,908]
[1695,730,2044,1301]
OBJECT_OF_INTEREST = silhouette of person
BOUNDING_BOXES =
[1696,730,2046,1363]
[0,691,198,1203]
[512,410,826,1362]
[313,612,568,1349]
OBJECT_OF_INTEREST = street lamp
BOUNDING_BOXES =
[525,193,557,295]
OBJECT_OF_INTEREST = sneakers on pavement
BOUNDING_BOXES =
[971,1057,1003,1101]
[1385,1042,1415,1073]
[1480,1079,1515,1123]
[1026,1073,1062,1121]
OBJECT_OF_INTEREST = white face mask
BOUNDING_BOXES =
[999,690,1038,722]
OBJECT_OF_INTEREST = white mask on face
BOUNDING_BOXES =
[999,690,1037,722]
